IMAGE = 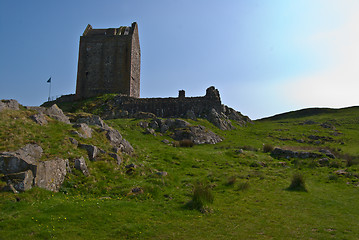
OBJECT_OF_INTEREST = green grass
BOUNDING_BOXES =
[1,106,359,239]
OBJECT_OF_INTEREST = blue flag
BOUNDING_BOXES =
[47,77,51,83]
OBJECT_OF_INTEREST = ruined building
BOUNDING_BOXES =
[50,22,251,129]
[76,22,140,99]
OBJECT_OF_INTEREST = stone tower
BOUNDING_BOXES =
[75,22,140,99]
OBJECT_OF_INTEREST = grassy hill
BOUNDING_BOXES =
[1,104,359,239]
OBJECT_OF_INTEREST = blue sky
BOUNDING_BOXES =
[0,0,358,119]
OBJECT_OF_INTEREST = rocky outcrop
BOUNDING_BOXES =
[207,108,234,130]
[77,115,109,129]
[143,118,222,145]
[172,125,222,144]
[44,104,71,124]
[30,113,48,125]
[51,86,251,129]
[271,148,327,159]
[0,144,68,192]
[27,104,71,124]
[0,99,20,112]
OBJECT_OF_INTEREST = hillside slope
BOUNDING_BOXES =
[1,101,359,239]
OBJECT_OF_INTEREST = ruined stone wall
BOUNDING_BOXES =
[110,86,223,118]
[76,23,140,99]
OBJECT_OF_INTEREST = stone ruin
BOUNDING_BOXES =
[50,22,251,128]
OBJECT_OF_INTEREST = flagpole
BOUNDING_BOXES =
[48,77,52,101]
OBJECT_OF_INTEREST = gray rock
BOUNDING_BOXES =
[0,144,42,175]
[145,128,156,135]
[125,163,137,169]
[120,139,134,155]
[235,149,244,154]
[79,144,99,161]
[109,153,122,165]
[35,158,68,192]
[174,119,191,128]
[155,171,168,177]
[69,137,79,147]
[0,144,68,192]
[138,121,149,128]
[1,170,34,192]
[105,128,123,146]
[319,149,335,159]
[0,99,20,112]
[77,115,109,129]
[160,125,169,133]
[73,123,93,138]
[149,120,159,129]
[30,113,48,125]
[172,125,222,145]
[207,108,234,130]
[162,139,170,144]
[74,157,89,176]
[44,104,70,124]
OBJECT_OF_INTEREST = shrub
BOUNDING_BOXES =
[263,143,274,153]
[179,139,194,147]
[287,173,307,192]
[186,181,214,212]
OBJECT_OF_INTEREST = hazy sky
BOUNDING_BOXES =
[1,0,358,119]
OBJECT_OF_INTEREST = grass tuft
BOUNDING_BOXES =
[287,173,307,192]
[263,143,274,153]
[186,181,214,212]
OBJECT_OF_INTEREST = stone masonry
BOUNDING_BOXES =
[76,22,140,99]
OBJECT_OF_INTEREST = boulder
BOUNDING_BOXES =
[30,113,48,125]
[105,128,123,146]
[74,157,89,176]
[44,104,70,124]
[73,123,93,138]
[77,115,109,129]
[145,128,156,135]
[35,158,68,192]
[0,144,42,175]
[1,170,34,192]
[0,144,68,192]
[172,125,222,145]
[0,99,20,112]
[79,144,99,161]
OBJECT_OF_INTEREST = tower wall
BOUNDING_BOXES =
[75,23,140,99]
